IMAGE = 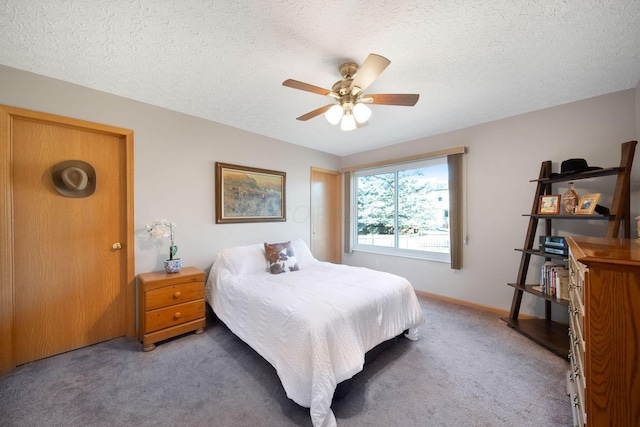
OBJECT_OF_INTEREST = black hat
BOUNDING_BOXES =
[51,160,96,198]
[549,158,602,178]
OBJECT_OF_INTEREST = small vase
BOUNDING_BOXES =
[164,258,183,274]
[563,182,579,214]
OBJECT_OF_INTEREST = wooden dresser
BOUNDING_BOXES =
[138,266,206,351]
[566,236,640,427]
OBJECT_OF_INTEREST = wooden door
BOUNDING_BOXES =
[310,168,341,263]
[0,106,135,371]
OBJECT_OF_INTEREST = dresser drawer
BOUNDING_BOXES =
[568,288,584,347]
[145,281,204,311]
[569,254,585,306]
[567,370,585,427]
[569,321,586,427]
[569,314,586,389]
[145,299,205,333]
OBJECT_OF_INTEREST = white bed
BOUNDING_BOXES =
[205,239,425,427]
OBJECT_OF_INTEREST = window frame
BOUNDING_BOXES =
[342,146,465,269]
[351,157,451,263]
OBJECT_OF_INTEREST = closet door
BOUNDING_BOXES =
[310,167,341,263]
[7,108,134,366]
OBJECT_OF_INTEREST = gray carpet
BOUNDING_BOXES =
[0,295,572,426]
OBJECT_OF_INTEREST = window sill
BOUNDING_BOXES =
[351,246,450,263]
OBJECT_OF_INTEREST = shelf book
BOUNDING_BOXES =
[534,261,569,301]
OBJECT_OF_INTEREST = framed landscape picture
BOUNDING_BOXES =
[538,194,560,215]
[216,162,286,223]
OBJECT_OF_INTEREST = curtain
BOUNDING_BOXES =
[448,153,463,269]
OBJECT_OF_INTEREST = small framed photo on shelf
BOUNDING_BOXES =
[538,194,561,215]
[575,193,601,215]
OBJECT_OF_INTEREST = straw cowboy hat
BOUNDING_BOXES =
[51,160,96,198]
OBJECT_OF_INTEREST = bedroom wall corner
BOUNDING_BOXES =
[0,65,341,277]
[635,80,640,143]
[341,89,639,319]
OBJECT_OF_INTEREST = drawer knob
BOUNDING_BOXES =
[174,312,181,319]
[174,291,182,299]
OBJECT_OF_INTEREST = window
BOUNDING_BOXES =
[353,157,450,262]
[343,147,465,268]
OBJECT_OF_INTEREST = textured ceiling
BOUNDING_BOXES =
[1,1,639,156]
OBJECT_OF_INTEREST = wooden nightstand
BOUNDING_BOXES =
[138,266,206,351]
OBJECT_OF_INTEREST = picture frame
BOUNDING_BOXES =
[538,194,561,215]
[215,162,286,223]
[575,193,601,215]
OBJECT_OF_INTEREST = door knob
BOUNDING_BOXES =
[112,242,122,250]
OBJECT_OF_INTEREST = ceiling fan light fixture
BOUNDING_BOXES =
[352,103,371,124]
[340,111,356,131]
[325,104,344,125]
[283,53,419,129]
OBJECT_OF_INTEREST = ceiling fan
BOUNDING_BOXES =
[283,53,419,131]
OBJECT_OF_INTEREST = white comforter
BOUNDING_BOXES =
[206,240,425,427]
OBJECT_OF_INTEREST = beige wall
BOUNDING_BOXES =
[1,63,637,317]
[342,89,639,318]
[0,65,341,274]
[637,80,640,140]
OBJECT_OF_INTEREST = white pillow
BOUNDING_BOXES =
[217,243,267,276]
[289,238,318,268]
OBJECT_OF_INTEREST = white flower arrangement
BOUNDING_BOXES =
[146,219,178,260]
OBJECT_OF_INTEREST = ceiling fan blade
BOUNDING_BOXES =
[361,94,420,106]
[283,79,332,96]
[349,54,391,94]
[296,104,334,121]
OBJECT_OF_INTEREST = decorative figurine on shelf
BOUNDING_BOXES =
[146,219,182,273]
[562,182,579,214]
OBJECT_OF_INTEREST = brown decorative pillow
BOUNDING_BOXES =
[264,241,300,274]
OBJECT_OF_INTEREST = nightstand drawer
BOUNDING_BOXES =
[145,281,204,311]
[145,299,205,333]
